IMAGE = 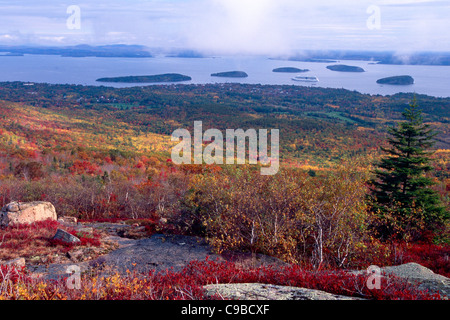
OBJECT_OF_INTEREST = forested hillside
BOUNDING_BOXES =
[0,81,448,271]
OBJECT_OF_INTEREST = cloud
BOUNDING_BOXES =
[0,0,448,53]
[184,0,292,55]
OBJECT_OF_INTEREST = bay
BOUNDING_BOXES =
[0,54,449,97]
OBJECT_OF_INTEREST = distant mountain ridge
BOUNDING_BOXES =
[0,44,152,58]
[284,50,450,66]
[1,45,450,66]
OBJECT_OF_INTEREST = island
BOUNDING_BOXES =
[326,64,365,72]
[272,67,309,73]
[376,75,414,85]
[96,73,192,83]
[211,71,248,78]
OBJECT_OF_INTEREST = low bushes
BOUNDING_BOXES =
[0,167,189,221]
[180,166,370,269]
[0,259,443,300]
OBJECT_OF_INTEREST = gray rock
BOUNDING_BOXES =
[52,228,81,244]
[203,283,364,300]
[381,262,448,282]
[1,257,26,268]
[1,201,57,227]
[77,227,94,234]
[352,262,449,298]
[58,216,78,224]
[4,202,20,212]
[382,263,449,298]
[89,233,224,274]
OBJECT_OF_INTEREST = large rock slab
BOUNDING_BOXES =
[381,263,449,298]
[352,262,449,298]
[203,283,364,300]
[89,234,224,274]
[0,201,57,227]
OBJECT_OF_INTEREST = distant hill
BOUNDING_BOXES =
[326,65,365,72]
[166,49,206,58]
[211,71,248,78]
[96,73,192,83]
[376,75,414,85]
[287,57,337,63]
[0,44,153,58]
[284,50,450,66]
[273,67,309,73]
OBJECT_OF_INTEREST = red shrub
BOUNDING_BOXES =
[0,264,29,284]
[399,243,450,278]
[69,160,101,175]
[1,259,443,300]
[154,259,442,300]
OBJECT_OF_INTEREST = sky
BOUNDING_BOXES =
[0,0,449,55]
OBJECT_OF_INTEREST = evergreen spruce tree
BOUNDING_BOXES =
[370,99,448,241]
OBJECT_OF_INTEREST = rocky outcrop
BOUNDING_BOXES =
[352,262,449,298]
[203,283,364,300]
[16,219,448,300]
[0,201,57,227]
[204,263,449,300]
[382,263,449,298]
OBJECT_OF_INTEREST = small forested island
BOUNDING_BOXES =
[211,71,248,78]
[326,64,365,72]
[376,75,415,85]
[96,73,192,83]
[272,67,309,73]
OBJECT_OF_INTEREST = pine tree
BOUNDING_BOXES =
[369,99,448,241]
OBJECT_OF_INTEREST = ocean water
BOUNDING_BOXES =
[0,54,449,97]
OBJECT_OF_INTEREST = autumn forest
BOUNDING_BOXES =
[0,80,449,300]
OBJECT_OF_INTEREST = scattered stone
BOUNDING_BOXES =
[1,257,26,268]
[52,228,81,244]
[203,283,364,300]
[77,227,94,234]
[30,256,41,262]
[1,201,57,227]
[159,217,168,224]
[67,249,85,262]
[58,216,77,224]
[117,225,148,239]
